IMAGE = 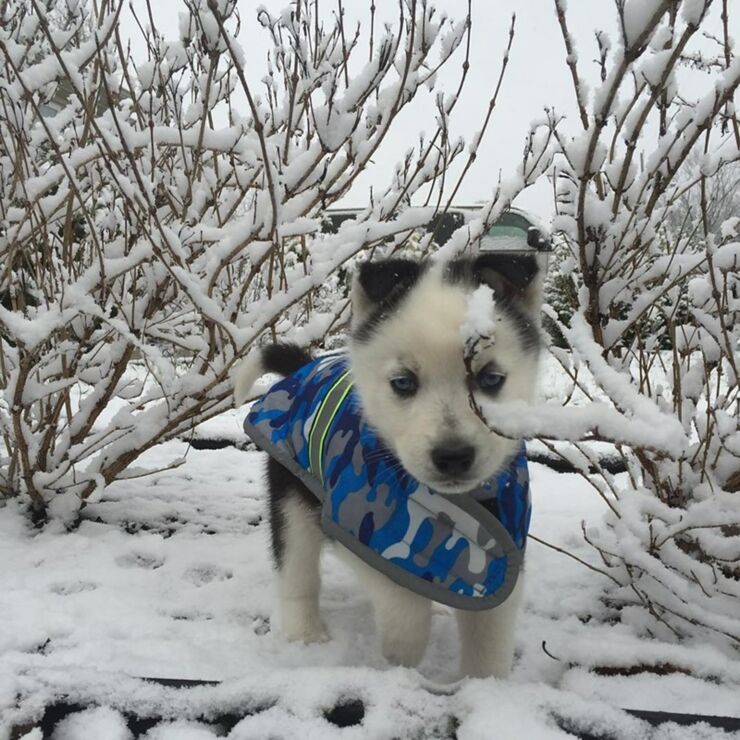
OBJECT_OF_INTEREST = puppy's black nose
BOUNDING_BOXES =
[431,442,475,477]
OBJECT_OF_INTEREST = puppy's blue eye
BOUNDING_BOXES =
[477,367,505,393]
[389,372,418,397]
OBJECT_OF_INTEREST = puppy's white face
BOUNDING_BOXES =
[349,258,541,494]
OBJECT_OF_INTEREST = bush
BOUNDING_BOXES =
[0,0,472,520]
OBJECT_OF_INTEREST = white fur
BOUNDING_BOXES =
[456,573,525,677]
[232,351,264,406]
[276,496,328,643]
[336,547,432,667]
[335,548,523,677]
[349,265,539,494]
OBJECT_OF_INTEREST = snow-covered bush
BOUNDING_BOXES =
[0,0,490,520]
[276,223,436,345]
[542,234,578,349]
[548,0,740,649]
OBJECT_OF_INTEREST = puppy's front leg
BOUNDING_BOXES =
[372,578,432,667]
[274,495,328,643]
[341,551,431,666]
[455,574,525,678]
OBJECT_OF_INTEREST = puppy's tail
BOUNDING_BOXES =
[232,342,312,406]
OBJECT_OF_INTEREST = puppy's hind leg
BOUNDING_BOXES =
[455,573,525,678]
[269,459,327,643]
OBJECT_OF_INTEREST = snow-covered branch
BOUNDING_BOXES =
[548,0,740,649]
[0,0,490,519]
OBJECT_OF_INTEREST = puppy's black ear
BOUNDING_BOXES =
[351,259,423,322]
[473,253,541,311]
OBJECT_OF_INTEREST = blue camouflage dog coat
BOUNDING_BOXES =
[244,353,531,610]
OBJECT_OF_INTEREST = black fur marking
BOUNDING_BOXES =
[357,259,423,303]
[267,456,320,569]
[445,254,539,296]
[497,301,541,353]
[352,259,427,343]
[262,342,312,377]
[443,258,474,286]
[475,252,539,293]
[445,255,540,353]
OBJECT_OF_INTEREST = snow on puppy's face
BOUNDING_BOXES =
[349,255,542,494]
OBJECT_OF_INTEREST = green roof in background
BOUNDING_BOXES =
[486,211,535,239]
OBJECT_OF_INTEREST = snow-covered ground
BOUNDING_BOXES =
[1,356,738,738]
[2,424,739,738]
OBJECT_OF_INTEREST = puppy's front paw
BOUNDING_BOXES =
[381,635,426,668]
[281,599,329,644]
[283,620,329,644]
[459,654,513,679]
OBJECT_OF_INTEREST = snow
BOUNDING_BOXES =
[720,217,740,241]
[681,0,709,27]
[2,0,739,734]
[51,706,133,740]
[460,284,496,354]
[481,398,684,455]
[713,241,740,271]
[1,402,738,736]
[622,0,665,49]
[640,49,675,89]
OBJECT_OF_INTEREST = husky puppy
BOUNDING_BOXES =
[233,254,542,678]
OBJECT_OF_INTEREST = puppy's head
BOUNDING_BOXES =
[349,253,542,494]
